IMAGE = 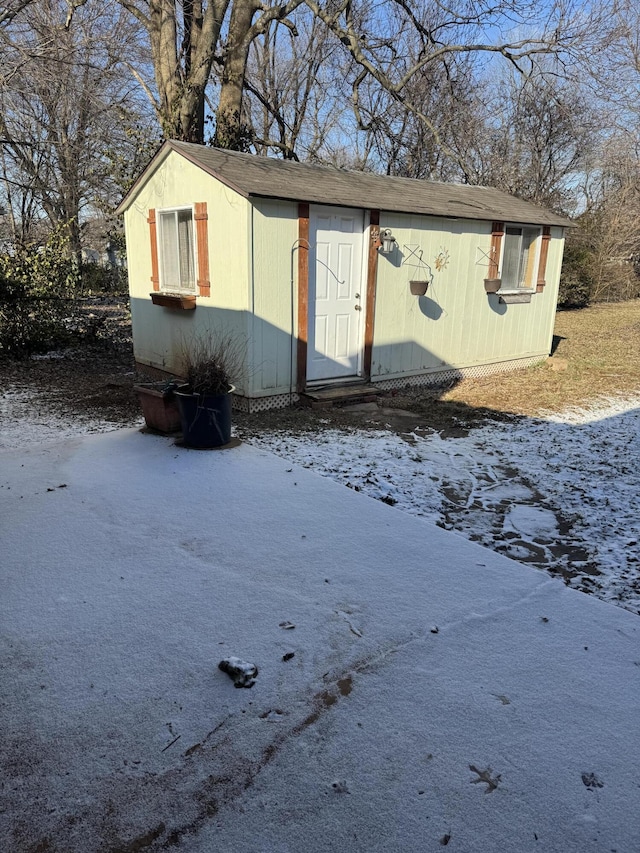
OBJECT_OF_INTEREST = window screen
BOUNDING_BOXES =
[502,226,539,289]
[159,209,196,291]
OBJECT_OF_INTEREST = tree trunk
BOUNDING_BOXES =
[214,0,261,149]
[146,0,230,143]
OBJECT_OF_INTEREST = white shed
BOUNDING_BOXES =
[117,141,570,411]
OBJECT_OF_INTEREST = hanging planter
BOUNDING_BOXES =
[402,245,433,297]
[410,280,429,296]
[484,278,501,294]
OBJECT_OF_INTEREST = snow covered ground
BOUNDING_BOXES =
[0,383,133,445]
[2,381,639,616]
[2,430,640,852]
[241,396,640,617]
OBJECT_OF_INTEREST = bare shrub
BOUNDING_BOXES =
[180,330,246,395]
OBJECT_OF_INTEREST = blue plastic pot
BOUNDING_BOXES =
[175,386,234,448]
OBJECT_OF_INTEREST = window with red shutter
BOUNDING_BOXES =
[485,222,547,299]
[148,203,210,298]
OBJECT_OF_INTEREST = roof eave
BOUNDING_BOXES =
[116,140,573,229]
[245,189,572,228]
[115,140,171,215]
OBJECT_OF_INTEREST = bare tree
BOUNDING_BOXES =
[115,0,307,146]
[464,69,598,212]
[0,0,154,256]
[573,139,640,303]
[0,0,36,27]
[244,10,345,159]
[110,0,608,154]
[349,49,482,181]
[301,0,607,172]
[551,0,640,304]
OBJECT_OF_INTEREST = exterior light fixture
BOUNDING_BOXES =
[379,228,397,254]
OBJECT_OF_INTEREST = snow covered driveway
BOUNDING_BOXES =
[242,396,640,616]
[2,369,639,615]
[2,431,639,852]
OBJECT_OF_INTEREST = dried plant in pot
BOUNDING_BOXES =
[175,332,242,448]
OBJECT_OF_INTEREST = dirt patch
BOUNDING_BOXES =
[0,298,142,433]
[3,299,640,438]
[7,301,508,443]
[235,393,518,443]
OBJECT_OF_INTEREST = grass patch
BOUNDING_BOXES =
[439,300,640,417]
[237,300,640,438]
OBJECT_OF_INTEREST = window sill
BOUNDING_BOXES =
[150,292,196,310]
[497,290,533,304]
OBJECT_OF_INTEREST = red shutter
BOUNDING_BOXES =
[536,226,551,292]
[147,209,160,291]
[194,202,210,297]
[487,221,504,281]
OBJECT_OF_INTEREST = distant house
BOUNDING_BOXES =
[81,248,101,265]
[116,140,571,411]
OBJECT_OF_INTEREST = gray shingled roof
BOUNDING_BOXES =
[120,140,572,227]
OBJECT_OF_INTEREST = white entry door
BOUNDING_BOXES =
[307,206,365,382]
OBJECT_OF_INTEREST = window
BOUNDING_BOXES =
[500,225,540,290]
[158,207,196,292]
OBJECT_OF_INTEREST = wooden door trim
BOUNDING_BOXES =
[296,203,310,393]
[364,209,380,379]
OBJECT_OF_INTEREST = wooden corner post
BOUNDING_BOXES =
[364,209,380,379]
[297,203,310,392]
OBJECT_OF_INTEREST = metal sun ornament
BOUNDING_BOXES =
[434,248,450,272]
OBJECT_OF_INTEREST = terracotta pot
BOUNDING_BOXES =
[484,278,501,294]
[410,280,429,296]
[134,383,181,433]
